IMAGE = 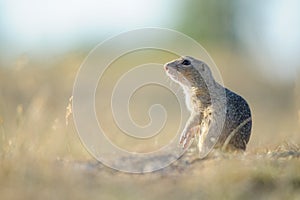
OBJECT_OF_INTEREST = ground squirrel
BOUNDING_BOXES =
[164,56,252,152]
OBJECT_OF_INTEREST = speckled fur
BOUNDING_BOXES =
[164,56,252,151]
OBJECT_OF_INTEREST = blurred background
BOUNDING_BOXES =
[0,0,300,199]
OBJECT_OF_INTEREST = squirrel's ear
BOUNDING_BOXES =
[201,63,206,71]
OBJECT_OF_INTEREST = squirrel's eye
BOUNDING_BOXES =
[181,59,191,65]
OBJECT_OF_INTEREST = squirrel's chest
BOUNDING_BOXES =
[183,88,193,112]
[197,107,213,143]
[183,90,203,112]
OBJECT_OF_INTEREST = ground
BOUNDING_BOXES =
[1,145,300,200]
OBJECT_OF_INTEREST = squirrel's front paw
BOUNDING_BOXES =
[179,126,200,149]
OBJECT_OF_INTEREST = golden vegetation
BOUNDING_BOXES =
[0,49,299,199]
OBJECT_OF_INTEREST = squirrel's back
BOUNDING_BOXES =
[217,88,252,150]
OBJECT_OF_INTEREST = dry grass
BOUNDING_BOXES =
[0,49,299,200]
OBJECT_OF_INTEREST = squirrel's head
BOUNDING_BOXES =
[164,56,214,88]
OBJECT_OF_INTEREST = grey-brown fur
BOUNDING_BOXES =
[164,56,252,151]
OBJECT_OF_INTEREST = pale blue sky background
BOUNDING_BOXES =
[234,0,300,81]
[0,0,299,81]
[0,0,180,58]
